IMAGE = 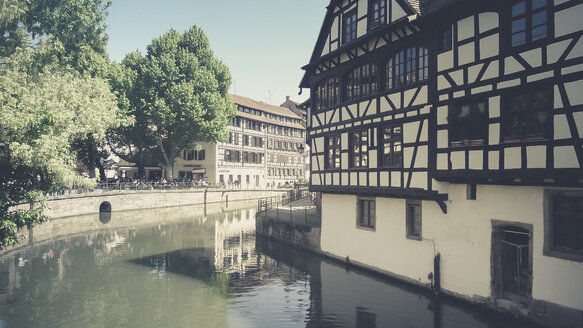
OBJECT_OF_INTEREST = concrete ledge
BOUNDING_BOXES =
[19,189,288,219]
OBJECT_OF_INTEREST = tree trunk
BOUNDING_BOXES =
[96,159,106,182]
[165,163,174,181]
[157,139,174,181]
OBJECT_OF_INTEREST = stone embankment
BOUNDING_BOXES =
[255,196,322,253]
[16,189,287,219]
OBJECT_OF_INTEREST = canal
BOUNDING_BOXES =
[0,205,542,327]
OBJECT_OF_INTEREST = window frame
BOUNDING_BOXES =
[448,99,488,146]
[502,87,552,142]
[325,134,341,170]
[314,77,340,111]
[385,47,429,90]
[510,0,550,48]
[350,129,369,169]
[379,124,403,168]
[368,0,386,31]
[343,9,358,44]
[356,197,376,230]
[406,200,422,240]
[544,190,583,262]
[344,63,378,102]
[438,25,453,53]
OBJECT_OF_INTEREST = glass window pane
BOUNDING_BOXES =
[532,25,547,41]
[512,32,526,46]
[512,18,526,33]
[532,0,546,10]
[532,11,547,27]
[512,2,526,17]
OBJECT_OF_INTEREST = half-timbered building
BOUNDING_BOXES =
[300,0,583,326]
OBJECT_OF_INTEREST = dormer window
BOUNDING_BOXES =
[343,9,358,44]
[369,0,386,30]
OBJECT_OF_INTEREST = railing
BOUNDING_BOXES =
[256,189,320,228]
[45,181,295,198]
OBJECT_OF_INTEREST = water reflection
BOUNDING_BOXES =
[0,206,544,328]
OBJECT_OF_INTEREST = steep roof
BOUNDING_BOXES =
[230,94,302,120]
[417,0,467,15]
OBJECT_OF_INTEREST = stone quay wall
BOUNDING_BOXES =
[15,189,287,219]
[256,217,321,253]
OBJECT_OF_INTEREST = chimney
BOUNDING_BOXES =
[286,96,290,101]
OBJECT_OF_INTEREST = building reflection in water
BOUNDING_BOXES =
[0,207,543,328]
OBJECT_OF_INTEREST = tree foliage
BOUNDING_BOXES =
[0,0,128,247]
[0,46,124,246]
[0,0,111,76]
[112,26,236,179]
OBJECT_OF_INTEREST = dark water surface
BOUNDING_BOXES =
[0,206,541,327]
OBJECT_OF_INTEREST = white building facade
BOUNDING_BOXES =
[301,0,583,326]
[145,94,307,188]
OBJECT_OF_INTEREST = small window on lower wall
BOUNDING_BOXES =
[545,191,583,262]
[357,198,376,230]
[406,200,422,240]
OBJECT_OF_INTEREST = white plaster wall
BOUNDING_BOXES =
[320,185,583,311]
[321,194,436,286]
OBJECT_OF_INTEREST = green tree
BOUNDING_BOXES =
[1,0,111,76]
[0,45,126,246]
[1,0,117,181]
[106,57,162,178]
[115,26,235,180]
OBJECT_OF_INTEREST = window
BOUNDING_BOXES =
[314,77,340,110]
[511,0,548,47]
[380,125,402,167]
[369,0,386,30]
[244,135,249,146]
[545,192,583,262]
[183,150,195,161]
[467,184,477,200]
[386,47,428,90]
[224,150,240,162]
[343,9,358,44]
[326,134,341,169]
[438,25,452,53]
[345,64,378,102]
[503,88,551,141]
[350,130,368,168]
[357,198,376,230]
[406,200,422,240]
[449,100,487,145]
[230,117,240,127]
[197,149,205,160]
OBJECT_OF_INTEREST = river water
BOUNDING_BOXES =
[0,205,542,328]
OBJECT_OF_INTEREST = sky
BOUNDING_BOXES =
[106,0,329,106]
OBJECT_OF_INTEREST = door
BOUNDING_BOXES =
[492,225,532,301]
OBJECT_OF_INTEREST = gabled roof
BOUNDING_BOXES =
[299,0,468,89]
[230,94,302,120]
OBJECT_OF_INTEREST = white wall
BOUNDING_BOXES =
[320,185,583,310]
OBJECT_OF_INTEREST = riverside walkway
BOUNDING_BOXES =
[256,195,321,228]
